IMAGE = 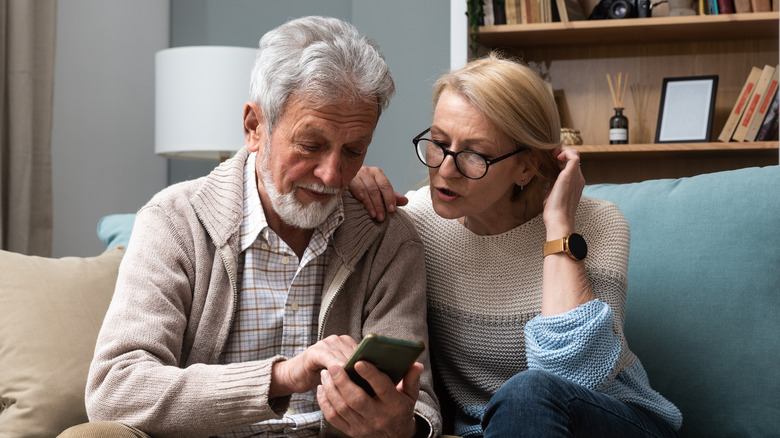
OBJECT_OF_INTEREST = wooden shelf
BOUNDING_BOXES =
[477,12,779,47]
[472,10,779,182]
[573,140,779,155]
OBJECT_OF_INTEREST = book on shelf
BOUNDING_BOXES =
[743,66,779,141]
[506,0,519,23]
[530,0,541,23]
[733,65,776,142]
[544,0,555,21]
[519,0,533,23]
[718,66,762,142]
[718,0,735,13]
[750,0,772,11]
[493,0,507,25]
[483,0,495,25]
[733,0,752,12]
[708,0,720,14]
[756,92,779,141]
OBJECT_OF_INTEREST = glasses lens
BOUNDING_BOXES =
[416,139,444,167]
[456,152,488,179]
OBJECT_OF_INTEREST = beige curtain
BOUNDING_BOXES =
[0,0,56,256]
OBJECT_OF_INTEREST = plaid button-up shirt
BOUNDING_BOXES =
[217,152,343,437]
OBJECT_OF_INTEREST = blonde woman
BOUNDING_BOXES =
[350,53,681,437]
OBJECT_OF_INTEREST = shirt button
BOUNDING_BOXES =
[290,302,299,311]
[281,256,290,265]
[287,407,295,414]
[261,243,268,250]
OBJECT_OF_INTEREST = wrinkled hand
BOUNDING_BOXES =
[270,335,358,398]
[317,360,422,438]
[543,146,585,239]
[349,166,408,222]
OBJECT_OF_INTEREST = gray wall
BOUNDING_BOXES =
[169,0,451,191]
[51,0,451,257]
[51,0,169,257]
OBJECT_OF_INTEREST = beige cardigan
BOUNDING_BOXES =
[85,147,440,437]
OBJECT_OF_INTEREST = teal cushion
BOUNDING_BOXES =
[96,214,135,249]
[584,166,780,437]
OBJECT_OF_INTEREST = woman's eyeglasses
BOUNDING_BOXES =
[412,128,526,180]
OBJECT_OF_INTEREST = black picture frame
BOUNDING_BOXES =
[655,75,719,143]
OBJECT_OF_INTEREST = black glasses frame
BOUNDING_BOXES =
[412,128,527,180]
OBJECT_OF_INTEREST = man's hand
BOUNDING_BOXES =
[269,335,358,398]
[348,166,408,222]
[317,360,423,438]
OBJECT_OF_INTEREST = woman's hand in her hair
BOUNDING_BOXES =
[348,166,408,222]
[543,146,585,239]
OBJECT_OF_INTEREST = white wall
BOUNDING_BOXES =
[51,0,169,257]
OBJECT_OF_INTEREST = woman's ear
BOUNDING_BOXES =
[244,101,265,152]
[514,153,538,186]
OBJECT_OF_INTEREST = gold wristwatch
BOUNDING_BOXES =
[543,232,588,261]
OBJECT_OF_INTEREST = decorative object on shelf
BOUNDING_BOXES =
[668,0,696,15]
[155,46,257,161]
[607,72,629,144]
[630,84,652,143]
[610,108,629,144]
[588,0,656,19]
[655,75,719,143]
[561,128,583,145]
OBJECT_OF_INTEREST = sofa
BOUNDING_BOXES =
[1,165,777,437]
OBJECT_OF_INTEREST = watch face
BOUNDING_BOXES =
[568,233,588,260]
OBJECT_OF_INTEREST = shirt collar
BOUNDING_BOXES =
[240,151,344,254]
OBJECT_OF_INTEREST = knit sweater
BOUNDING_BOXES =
[404,186,682,436]
[85,147,441,438]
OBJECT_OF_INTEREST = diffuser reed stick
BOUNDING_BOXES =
[606,72,628,108]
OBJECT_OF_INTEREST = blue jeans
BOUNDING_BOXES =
[481,370,676,438]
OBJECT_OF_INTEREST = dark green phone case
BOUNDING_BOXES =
[342,333,425,397]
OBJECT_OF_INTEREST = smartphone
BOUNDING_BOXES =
[342,333,426,397]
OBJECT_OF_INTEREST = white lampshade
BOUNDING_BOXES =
[155,46,257,160]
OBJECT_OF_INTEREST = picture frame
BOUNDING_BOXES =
[655,75,719,143]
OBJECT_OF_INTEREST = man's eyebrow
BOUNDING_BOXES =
[294,125,326,139]
[296,125,373,146]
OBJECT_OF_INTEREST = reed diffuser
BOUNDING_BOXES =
[607,72,629,144]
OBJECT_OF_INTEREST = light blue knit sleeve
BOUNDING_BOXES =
[524,299,621,390]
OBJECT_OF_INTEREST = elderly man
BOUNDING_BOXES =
[60,16,439,438]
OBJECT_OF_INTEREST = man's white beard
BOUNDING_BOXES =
[259,146,340,230]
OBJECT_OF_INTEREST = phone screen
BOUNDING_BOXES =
[342,333,425,397]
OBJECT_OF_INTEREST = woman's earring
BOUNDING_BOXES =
[519,178,529,191]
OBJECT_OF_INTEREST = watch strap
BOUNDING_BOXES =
[543,236,566,257]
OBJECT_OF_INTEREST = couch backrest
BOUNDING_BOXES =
[583,165,779,437]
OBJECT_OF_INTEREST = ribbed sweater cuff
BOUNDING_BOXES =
[213,356,289,425]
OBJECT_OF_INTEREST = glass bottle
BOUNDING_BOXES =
[609,107,628,144]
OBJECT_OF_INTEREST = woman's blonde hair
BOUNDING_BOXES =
[432,52,561,209]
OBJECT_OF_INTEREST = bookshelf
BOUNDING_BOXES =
[474,11,779,183]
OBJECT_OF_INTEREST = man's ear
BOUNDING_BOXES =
[244,101,265,152]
